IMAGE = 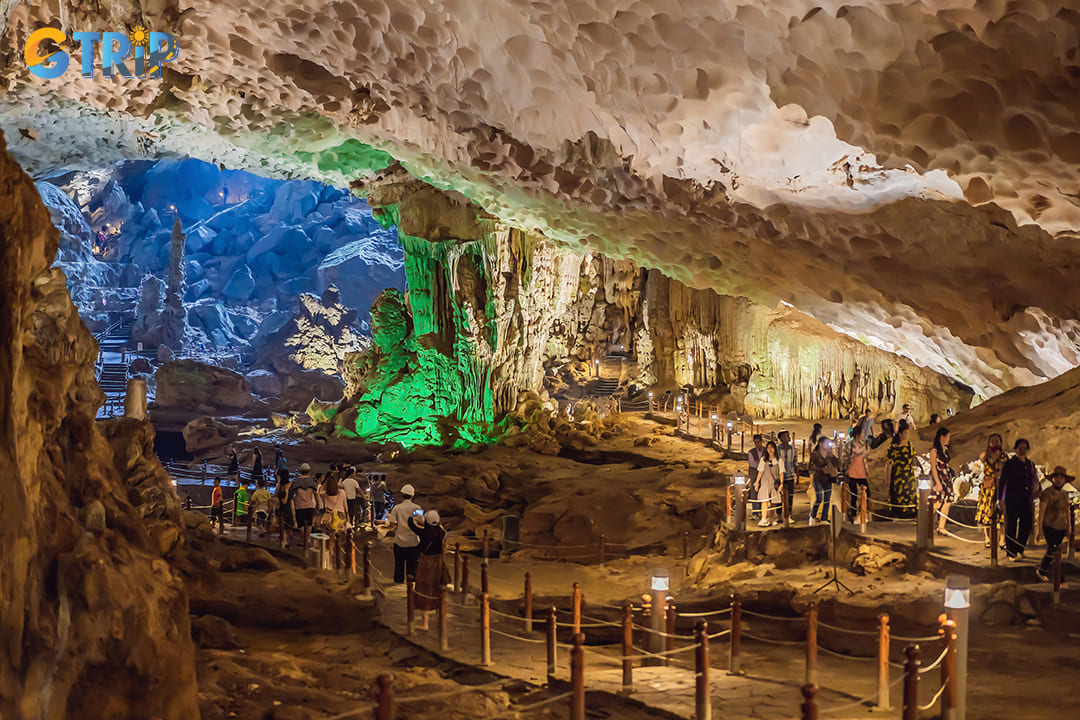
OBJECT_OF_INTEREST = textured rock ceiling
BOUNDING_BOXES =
[3,0,1080,399]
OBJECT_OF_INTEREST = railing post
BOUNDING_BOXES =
[902,645,920,720]
[406,576,416,636]
[941,618,957,720]
[570,632,586,720]
[482,528,490,560]
[859,486,868,532]
[599,534,606,563]
[572,582,582,635]
[546,606,557,685]
[439,585,449,652]
[454,543,461,593]
[805,602,818,686]
[695,620,711,720]
[683,531,690,569]
[347,529,356,575]
[363,541,372,595]
[246,505,253,542]
[801,684,818,720]
[1069,506,1076,561]
[782,485,791,529]
[480,592,491,666]
[1053,545,1063,606]
[375,673,394,720]
[990,513,998,568]
[622,602,633,692]
[481,560,489,595]
[665,600,676,667]
[462,553,470,602]
[524,572,534,633]
[729,594,742,675]
[725,480,732,523]
[876,614,891,710]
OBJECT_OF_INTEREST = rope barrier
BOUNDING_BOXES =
[677,607,732,619]
[891,633,941,644]
[816,620,880,637]
[706,628,732,639]
[482,692,573,720]
[631,642,703,659]
[936,509,983,530]
[918,646,950,675]
[630,624,697,640]
[938,526,985,544]
[740,632,806,647]
[742,609,805,623]
[489,627,548,645]
[818,675,905,717]
[919,681,949,711]
[817,645,871,662]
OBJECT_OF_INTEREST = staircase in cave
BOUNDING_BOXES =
[94,315,137,417]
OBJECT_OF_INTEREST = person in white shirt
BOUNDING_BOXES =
[386,484,421,583]
[898,404,916,432]
[341,467,361,525]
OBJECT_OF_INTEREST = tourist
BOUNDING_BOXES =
[1035,466,1072,582]
[929,427,956,535]
[808,437,839,525]
[275,447,288,484]
[226,447,239,486]
[251,447,264,485]
[856,409,874,443]
[319,473,349,532]
[275,470,293,540]
[869,418,894,450]
[756,441,783,527]
[313,471,326,513]
[809,423,823,449]
[251,480,271,533]
[777,430,797,520]
[748,434,765,517]
[408,509,448,630]
[210,477,224,533]
[373,473,388,522]
[929,413,940,426]
[234,481,250,528]
[845,438,869,523]
[292,463,318,550]
[386,484,422,584]
[976,433,1005,547]
[342,467,362,525]
[897,404,916,432]
[999,439,1037,560]
[884,421,917,519]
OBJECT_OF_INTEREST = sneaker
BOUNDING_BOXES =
[757,519,769,528]
[1009,554,1024,563]
[808,518,816,527]
[1035,569,1050,583]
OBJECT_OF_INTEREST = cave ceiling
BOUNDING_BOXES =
[3,0,1080,399]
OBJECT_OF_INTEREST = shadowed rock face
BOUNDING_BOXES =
[0,131,198,719]
[4,1,1080,397]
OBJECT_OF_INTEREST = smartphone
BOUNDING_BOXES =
[413,508,423,517]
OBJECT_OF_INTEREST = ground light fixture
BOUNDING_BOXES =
[917,477,932,549]
[732,473,747,531]
[944,575,970,719]
[645,569,670,665]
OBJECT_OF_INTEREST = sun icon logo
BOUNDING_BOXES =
[129,26,150,49]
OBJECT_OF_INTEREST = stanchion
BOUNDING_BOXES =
[725,481,732,522]
[599,533,606,563]
[1053,546,1063,606]
[363,542,372,595]
[572,582,582,634]
[782,486,790,529]
[462,554,471,602]
[917,478,932,549]
[375,674,394,720]
[683,531,690,570]
[346,529,356,574]
[876,614,891,710]
[941,619,957,720]
[801,684,818,720]
[622,602,634,692]
[406,576,416,636]
[665,600,676,667]
[480,592,492,666]
[990,514,999,567]
[696,620,711,720]
[1070,506,1076,561]
[740,423,745,453]
[453,543,461,593]
[729,594,743,675]
[546,607,557,685]
[481,560,490,595]
[570,632,585,720]
[859,486,868,532]
[805,602,818,686]
[246,507,253,541]
[902,645,920,720]
[840,482,849,519]
[482,529,490,560]
[524,572,534,633]
[438,585,449,651]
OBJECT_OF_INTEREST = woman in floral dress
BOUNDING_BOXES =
[884,421,917,519]
[977,433,1005,547]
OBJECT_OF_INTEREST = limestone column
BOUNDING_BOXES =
[124,377,147,419]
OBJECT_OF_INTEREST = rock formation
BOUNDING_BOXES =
[160,217,188,351]
[0,131,198,719]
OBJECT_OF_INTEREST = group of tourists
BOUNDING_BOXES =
[746,405,1075,583]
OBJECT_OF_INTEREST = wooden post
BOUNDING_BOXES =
[246,505,253,541]
[524,572,534,634]
[1069,506,1076,561]
[572,582,582,635]
[481,560,489,595]
[454,543,461,593]
[438,585,449,651]
[695,620,711,720]
[801,684,818,720]
[599,534,606,563]
[665,600,676,667]
[840,482,849,518]
[805,602,818,686]
[347,529,356,575]
[482,529,490,560]
[363,541,371,593]
[876,614,891,710]
[941,620,957,720]
[902,645,920,720]
[683,531,690,568]
[725,481,732,522]
[462,554,470,602]
[782,486,791,528]
[740,423,745,453]
[990,513,999,568]
[802,438,807,463]
[480,592,492,666]
[570,632,586,720]
[859,486,868,532]
[622,602,633,692]
[375,674,394,720]
[729,594,742,675]
[546,607,557,685]
[406,576,416,636]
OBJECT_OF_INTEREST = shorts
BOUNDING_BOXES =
[255,510,268,524]
[210,506,223,522]
[295,508,315,527]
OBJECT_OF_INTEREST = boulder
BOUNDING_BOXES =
[220,547,281,572]
[182,416,240,456]
[246,369,284,397]
[155,360,254,410]
[190,615,241,649]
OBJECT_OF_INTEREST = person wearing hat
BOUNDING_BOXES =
[1035,466,1073,582]
[408,509,448,630]
[386,483,422,584]
[292,463,318,551]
